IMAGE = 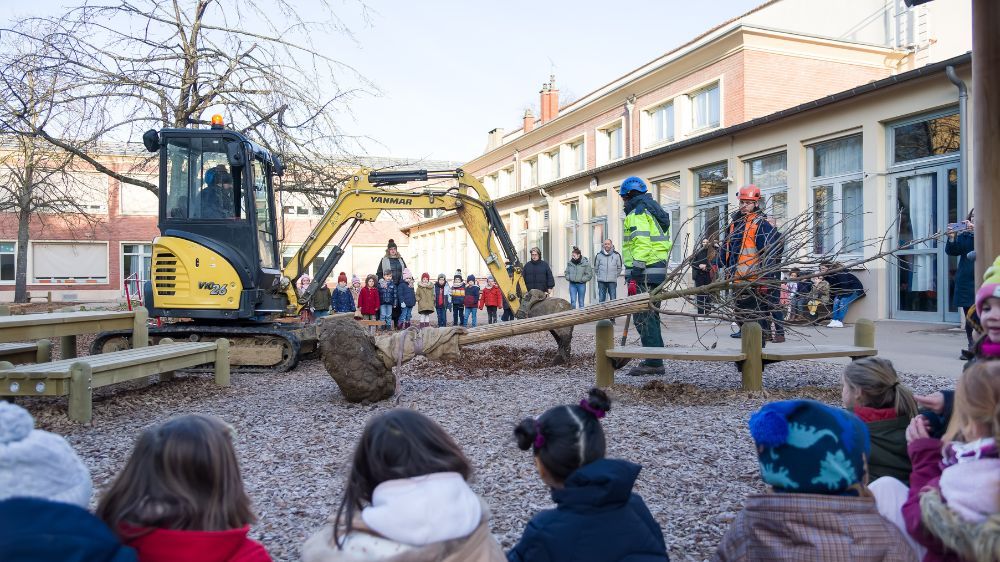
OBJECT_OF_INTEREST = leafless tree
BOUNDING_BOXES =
[0,42,107,302]
[1,0,375,198]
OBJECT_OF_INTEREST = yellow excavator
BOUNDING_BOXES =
[92,116,527,370]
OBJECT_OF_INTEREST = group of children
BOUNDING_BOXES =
[316,268,507,332]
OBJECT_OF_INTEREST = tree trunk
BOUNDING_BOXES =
[973,0,1000,280]
[14,210,30,303]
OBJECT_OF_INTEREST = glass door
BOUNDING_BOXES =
[891,164,960,322]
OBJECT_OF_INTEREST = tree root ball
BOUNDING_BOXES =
[318,318,395,403]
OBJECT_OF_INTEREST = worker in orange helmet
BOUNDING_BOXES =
[720,185,784,344]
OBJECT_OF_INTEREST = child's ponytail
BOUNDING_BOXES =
[512,388,610,483]
[843,357,918,419]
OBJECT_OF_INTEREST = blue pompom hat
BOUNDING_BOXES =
[748,399,870,494]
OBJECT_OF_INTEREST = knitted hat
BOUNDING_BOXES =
[352,274,361,285]
[975,254,1000,316]
[338,272,348,284]
[454,269,463,280]
[387,239,397,250]
[437,273,447,281]
[0,402,92,508]
[421,272,430,281]
[748,399,870,494]
[402,268,414,280]
[467,274,477,283]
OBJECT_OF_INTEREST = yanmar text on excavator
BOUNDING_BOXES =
[91,116,527,370]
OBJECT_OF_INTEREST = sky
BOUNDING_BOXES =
[1,0,764,163]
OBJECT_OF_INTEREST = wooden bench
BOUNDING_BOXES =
[0,308,148,360]
[595,319,877,391]
[0,340,52,365]
[0,339,230,423]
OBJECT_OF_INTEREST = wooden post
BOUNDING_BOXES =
[132,307,149,348]
[0,361,13,370]
[159,338,175,382]
[35,339,52,363]
[68,362,93,424]
[740,323,763,391]
[854,318,875,349]
[60,335,77,360]
[595,320,614,388]
[973,0,1000,280]
[214,338,231,387]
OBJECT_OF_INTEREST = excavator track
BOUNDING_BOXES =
[91,322,320,372]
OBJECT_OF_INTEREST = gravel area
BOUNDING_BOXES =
[19,331,958,561]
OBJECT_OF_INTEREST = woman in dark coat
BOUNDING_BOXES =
[945,209,975,358]
[691,238,715,317]
[522,246,555,294]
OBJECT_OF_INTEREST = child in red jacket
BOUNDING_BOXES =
[97,414,271,562]
[479,275,504,324]
[357,274,381,333]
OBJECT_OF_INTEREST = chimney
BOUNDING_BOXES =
[547,74,559,122]
[486,127,506,151]
[539,81,552,123]
[523,109,535,133]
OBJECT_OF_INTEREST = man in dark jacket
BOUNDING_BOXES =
[945,211,976,357]
[506,458,668,562]
[522,247,555,294]
[721,185,782,343]
[821,261,865,328]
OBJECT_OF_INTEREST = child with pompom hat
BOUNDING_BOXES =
[331,272,355,315]
[397,268,417,329]
[0,402,137,561]
[715,399,917,561]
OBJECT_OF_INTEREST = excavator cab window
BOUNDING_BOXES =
[250,156,279,269]
[164,137,247,221]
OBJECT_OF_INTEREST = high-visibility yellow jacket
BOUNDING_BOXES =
[623,199,671,278]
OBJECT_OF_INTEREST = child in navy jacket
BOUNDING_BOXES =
[507,389,668,562]
[378,270,397,332]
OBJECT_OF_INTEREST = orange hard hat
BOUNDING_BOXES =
[737,184,761,202]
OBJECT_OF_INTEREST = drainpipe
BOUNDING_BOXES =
[945,65,968,213]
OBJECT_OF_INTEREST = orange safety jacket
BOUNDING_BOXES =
[723,210,778,283]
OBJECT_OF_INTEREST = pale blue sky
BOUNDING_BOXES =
[2,0,763,162]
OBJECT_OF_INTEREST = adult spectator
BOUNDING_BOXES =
[946,208,976,358]
[564,246,593,309]
[593,239,624,304]
[821,261,865,328]
[691,238,715,318]
[620,176,672,376]
[522,247,555,294]
[721,185,782,343]
[375,239,407,324]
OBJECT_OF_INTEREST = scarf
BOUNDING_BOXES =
[981,339,1000,359]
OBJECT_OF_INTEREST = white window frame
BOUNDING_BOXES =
[692,161,730,242]
[651,175,682,265]
[569,138,585,173]
[807,135,865,257]
[523,156,540,188]
[744,151,789,228]
[542,148,561,182]
[0,241,16,284]
[888,107,961,168]
[564,199,581,264]
[686,80,722,134]
[642,100,675,148]
[595,118,625,165]
[497,165,514,197]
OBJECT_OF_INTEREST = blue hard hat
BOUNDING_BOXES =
[619,176,647,196]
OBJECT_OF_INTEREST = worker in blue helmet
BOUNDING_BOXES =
[619,175,672,376]
[199,165,235,219]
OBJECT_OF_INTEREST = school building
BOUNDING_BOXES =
[401,0,974,324]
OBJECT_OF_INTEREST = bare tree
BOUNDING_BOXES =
[0,46,106,302]
[1,0,375,197]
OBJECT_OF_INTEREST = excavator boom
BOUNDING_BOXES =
[285,168,526,314]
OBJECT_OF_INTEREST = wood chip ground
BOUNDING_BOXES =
[19,331,958,561]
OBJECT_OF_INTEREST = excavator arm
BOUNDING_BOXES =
[283,168,527,314]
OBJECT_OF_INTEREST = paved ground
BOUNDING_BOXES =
[571,313,970,381]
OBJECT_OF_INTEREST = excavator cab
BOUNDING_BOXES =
[141,120,288,321]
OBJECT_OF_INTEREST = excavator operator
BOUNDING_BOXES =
[199,165,235,219]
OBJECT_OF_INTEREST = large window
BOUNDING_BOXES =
[251,159,278,268]
[524,157,539,188]
[602,124,624,162]
[0,242,14,282]
[653,176,681,263]
[571,140,585,173]
[119,178,159,215]
[690,83,720,131]
[564,200,580,258]
[649,103,675,144]
[693,162,729,242]
[746,152,788,227]
[891,111,960,164]
[165,137,244,220]
[809,135,864,255]
[545,149,561,181]
[122,243,152,283]
[32,243,108,283]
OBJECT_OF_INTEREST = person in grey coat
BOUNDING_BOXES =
[564,246,594,309]
[593,239,624,303]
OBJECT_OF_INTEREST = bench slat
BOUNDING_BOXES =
[0,343,217,377]
[0,343,38,353]
[605,346,746,361]
[761,345,877,361]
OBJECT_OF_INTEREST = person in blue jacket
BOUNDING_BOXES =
[0,402,137,562]
[508,388,668,562]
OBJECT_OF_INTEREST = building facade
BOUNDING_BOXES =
[403,0,973,323]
